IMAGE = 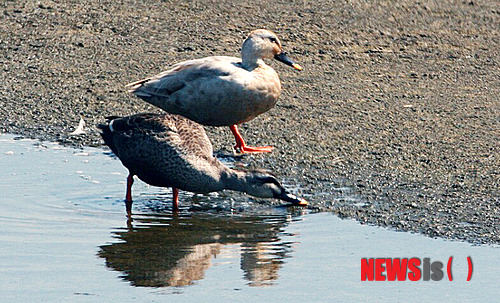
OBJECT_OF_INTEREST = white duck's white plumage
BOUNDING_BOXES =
[126,29,302,153]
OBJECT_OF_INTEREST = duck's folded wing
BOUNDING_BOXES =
[126,56,242,99]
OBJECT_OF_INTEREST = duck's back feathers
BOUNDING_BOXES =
[99,113,213,158]
[98,113,226,192]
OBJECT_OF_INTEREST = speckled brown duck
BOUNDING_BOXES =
[126,29,302,154]
[98,113,307,212]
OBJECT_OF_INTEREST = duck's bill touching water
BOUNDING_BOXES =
[277,191,308,206]
[222,170,308,207]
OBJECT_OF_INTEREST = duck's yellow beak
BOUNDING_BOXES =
[274,52,303,71]
[278,191,308,206]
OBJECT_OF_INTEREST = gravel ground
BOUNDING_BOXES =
[1,0,499,244]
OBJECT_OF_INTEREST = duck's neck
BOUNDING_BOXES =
[241,40,265,71]
[241,57,264,71]
[221,169,251,193]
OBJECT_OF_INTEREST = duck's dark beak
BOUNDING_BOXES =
[274,52,303,71]
[276,190,308,206]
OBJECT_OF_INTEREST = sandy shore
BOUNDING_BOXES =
[1,0,499,243]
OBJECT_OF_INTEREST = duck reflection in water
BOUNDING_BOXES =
[98,212,301,287]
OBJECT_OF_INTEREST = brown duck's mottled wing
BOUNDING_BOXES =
[111,113,214,159]
[168,114,214,159]
[98,113,170,156]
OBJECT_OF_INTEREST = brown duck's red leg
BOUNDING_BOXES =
[172,187,179,212]
[126,173,134,202]
[229,125,273,154]
[125,200,133,215]
[125,173,134,214]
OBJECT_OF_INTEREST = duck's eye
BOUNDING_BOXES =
[269,37,278,44]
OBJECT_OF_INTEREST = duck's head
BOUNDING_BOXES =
[241,29,302,71]
[243,171,308,206]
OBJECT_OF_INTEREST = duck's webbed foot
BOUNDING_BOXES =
[229,125,274,154]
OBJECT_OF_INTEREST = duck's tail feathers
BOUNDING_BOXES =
[97,116,122,154]
[125,78,150,93]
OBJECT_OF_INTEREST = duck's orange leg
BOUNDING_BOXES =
[172,187,179,212]
[229,125,273,154]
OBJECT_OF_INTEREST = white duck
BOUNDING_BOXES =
[126,29,302,154]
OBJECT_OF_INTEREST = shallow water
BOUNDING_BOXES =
[1,134,499,302]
